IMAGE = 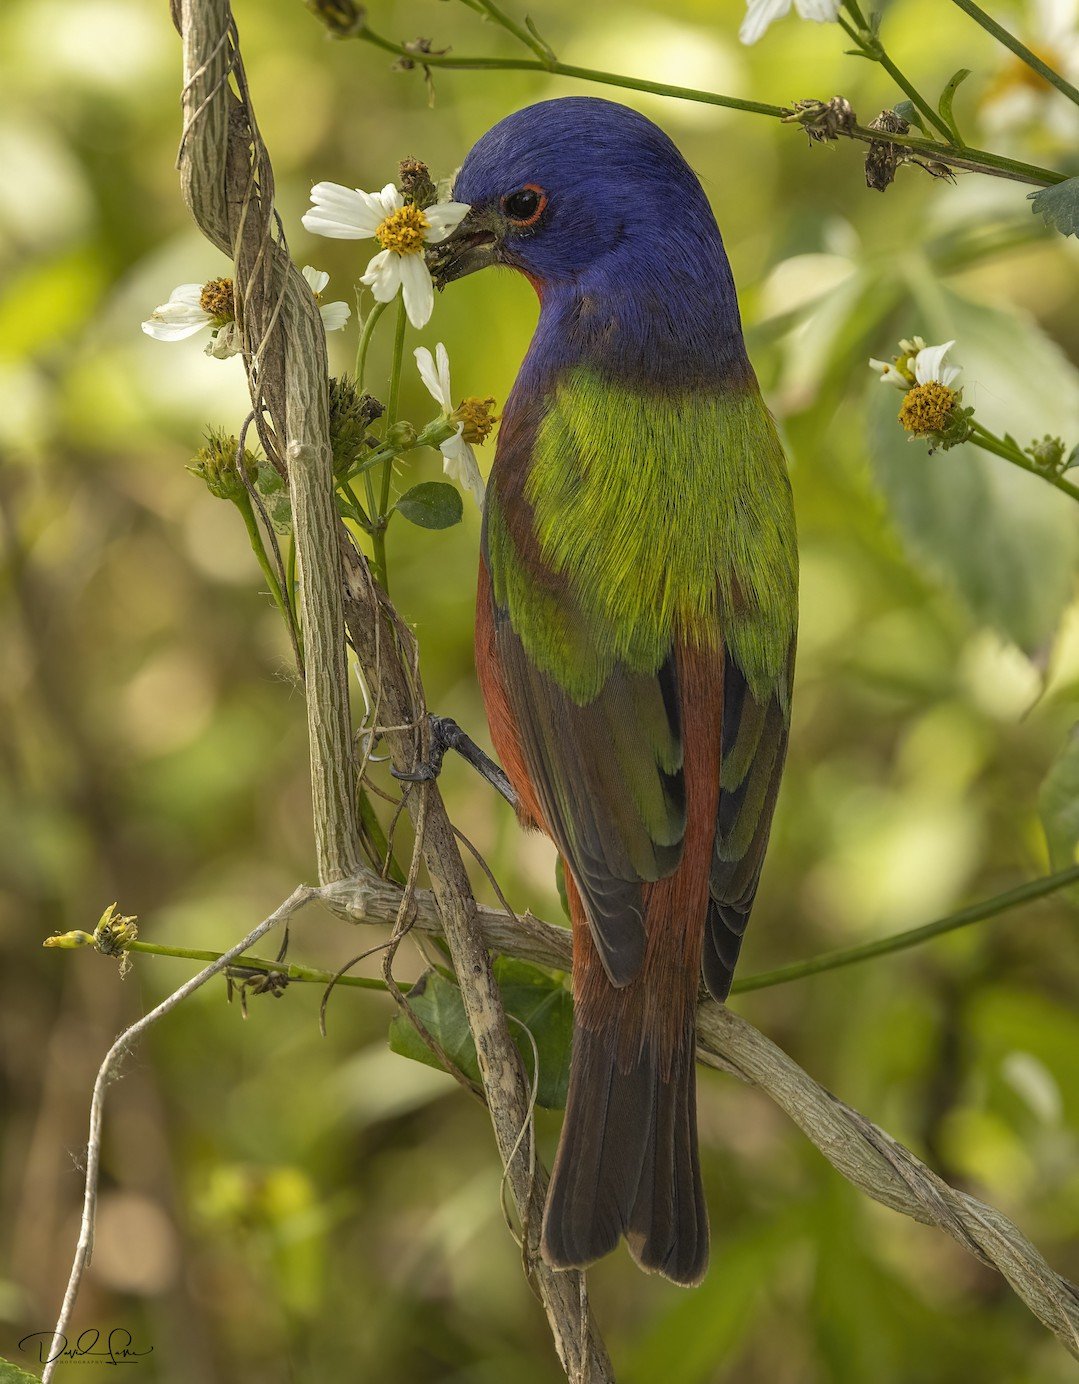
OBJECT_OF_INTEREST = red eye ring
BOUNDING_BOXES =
[501,183,547,227]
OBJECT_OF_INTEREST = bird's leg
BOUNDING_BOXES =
[392,713,519,807]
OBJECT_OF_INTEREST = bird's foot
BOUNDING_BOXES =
[392,714,518,807]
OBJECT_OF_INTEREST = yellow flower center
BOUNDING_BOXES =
[375,204,429,255]
[452,396,498,445]
[199,277,235,323]
[899,382,957,435]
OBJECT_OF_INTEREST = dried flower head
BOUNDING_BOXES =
[399,157,438,210]
[328,374,385,479]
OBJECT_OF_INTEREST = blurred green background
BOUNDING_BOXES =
[2,0,1078,1380]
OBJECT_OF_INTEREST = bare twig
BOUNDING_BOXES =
[325,868,1079,1362]
[41,885,318,1384]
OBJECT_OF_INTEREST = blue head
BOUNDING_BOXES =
[429,97,750,385]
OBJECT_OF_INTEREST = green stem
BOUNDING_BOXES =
[371,299,408,594]
[285,537,297,624]
[970,423,1079,504]
[355,300,389,547]
[121,939,405,993]
[235,493,289,620]
[337,480,373,530]
[475,0,555,65]
[356,25,1063,187]
[948,0,1079,109]
[840,0,954,142]
[355,298,387,391]
[731,864,1079,994]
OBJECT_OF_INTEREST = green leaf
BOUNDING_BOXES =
[388,958,573,1109]
[394,481,463,530]
[1028,177,1079,238]
[937,68,970,137]
[867,285,1079,653]
[1,1355,43,1382]
[892,99,925,133]
[1039,727,1079,877]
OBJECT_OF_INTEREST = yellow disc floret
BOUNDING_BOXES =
[899,381,957,435]
[375,204,429,255]
[199,277,235,323]
[452,396,498,445]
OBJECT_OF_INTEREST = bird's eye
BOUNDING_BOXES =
[502,184,547,227]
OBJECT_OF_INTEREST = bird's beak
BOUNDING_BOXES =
[427,205,503,288]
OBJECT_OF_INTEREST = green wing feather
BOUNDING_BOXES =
[486,368,797,987]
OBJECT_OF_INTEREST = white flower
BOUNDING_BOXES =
[302,181,469,330]
[141,283,213,341]
[739,0,840,45]
[981,0,1079,140]
[869,337,961,390]
[142,280,243,358]
[414,343,487,508]
[300,265,351,332]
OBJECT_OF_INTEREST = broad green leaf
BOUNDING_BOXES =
[868,285,1079,653]
[937,68,970,134]
[394,481,463,530]
[1028,177,1079,238]
[388,957,573,1109]
[1,1355,43,1382]
[1038,726,1079,873]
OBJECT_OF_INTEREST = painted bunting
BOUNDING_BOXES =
[430,97,798,1286]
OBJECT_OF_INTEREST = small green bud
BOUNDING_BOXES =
[385,419,417,450]
[1025,434,1067,473]
[188,426,258,502]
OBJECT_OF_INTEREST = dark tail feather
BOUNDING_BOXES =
[541,1025,708,1286]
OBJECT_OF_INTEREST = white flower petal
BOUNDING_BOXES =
[376,183,404,217]
[868,358,909,389]
[793,0,841,20]
[414,346,449,408]
[423,201,471,242]
[435,342,453,405]
[303,182,385,239]
[440,430,486,509]
[141,299,211,341]
[739,0,792,43]
[319,300,351,332]
[359,248,404,303]
[170,283,206,307]
[913,340,957,386]
[397,251,435,329]
[302,265,330,294]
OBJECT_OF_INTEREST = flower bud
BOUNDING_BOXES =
[188,426,259,502]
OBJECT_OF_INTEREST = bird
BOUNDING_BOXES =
[429,96,798,1287]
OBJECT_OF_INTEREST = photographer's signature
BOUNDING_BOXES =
[19,1327,153,1366]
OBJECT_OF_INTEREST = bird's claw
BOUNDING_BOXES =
[392,714,518,807]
